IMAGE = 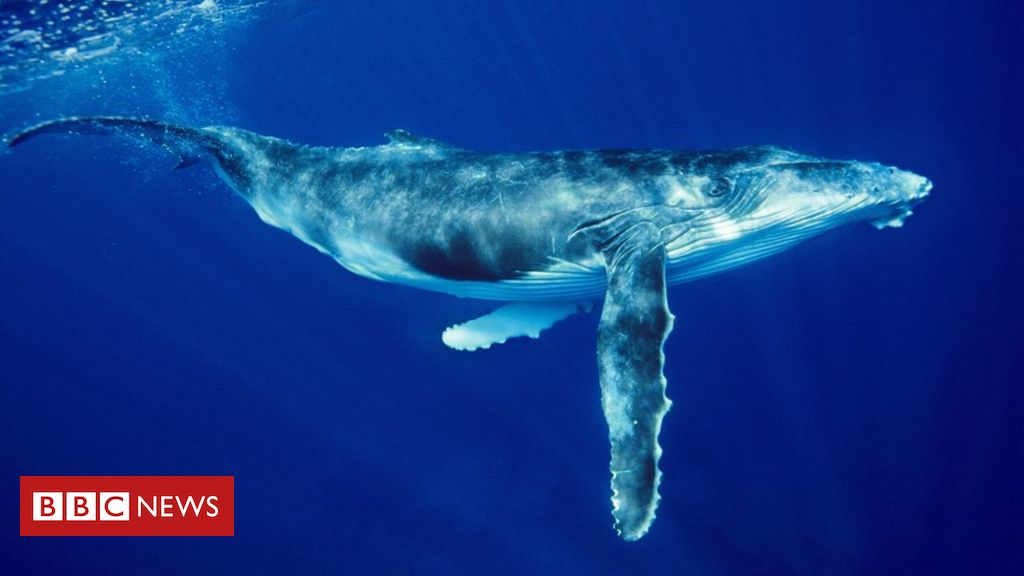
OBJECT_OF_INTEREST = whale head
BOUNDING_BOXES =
[665,147,932,281]
[736,151,932,229]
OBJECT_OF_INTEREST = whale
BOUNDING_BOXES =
[8,117,931,540]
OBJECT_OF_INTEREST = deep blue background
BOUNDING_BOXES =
[1,1,1021,574]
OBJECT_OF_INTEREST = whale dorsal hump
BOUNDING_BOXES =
[385,129,456,150]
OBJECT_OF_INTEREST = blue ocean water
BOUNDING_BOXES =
[0,0,1020,573]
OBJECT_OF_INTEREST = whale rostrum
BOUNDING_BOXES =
[8,117,931,540]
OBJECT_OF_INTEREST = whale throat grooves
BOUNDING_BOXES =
[597,221,674,541]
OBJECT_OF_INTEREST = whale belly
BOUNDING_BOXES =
[326,235,604,301]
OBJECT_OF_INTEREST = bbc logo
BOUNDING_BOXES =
[32,492,130,521]
[21,476,234,536]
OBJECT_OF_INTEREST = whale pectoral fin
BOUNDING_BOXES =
[597,221,674,541]
[442,301,592,351]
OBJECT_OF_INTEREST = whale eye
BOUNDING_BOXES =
[705,176,732,197]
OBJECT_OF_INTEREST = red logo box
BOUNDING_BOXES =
[20,476,234,536]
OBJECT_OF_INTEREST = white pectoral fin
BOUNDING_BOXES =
[442,301,592,351]
[597,221,673,541]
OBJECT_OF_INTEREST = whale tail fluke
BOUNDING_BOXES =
[6,115,281,196]
[8,116,224,162]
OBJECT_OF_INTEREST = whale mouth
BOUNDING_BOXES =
[909,175,934,201]
[870,207,915,229]
[869,173,931,229]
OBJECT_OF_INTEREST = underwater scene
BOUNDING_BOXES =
[1,0,1021,574]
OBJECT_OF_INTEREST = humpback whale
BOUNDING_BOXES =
[8,117,931,540]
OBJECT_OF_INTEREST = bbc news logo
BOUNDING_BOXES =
[20,476,233,536]
[32,491,219,521]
